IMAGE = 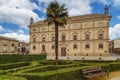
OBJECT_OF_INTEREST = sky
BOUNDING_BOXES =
[0,0,120,43]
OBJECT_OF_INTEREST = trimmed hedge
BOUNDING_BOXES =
[0,74,27,80]
[0,54,46,64]
[38,60,75,65]
[16,66,92,80]
[99,62,120,72]
[2,64,42,74]
[24,64,86,73]
[0,62,30,70]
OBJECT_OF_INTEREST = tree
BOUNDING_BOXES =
[46,1,68,65]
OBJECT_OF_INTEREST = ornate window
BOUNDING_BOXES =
[11,43,14,47]
[42,37,45,42]
[42,45,46,53]
[51,45,55,49]
[99,43,103,49]
[61,34,66,41]
[33,38,36,42]
[41,34,46,42]
[32,35,37,42]
[72,32,78,40]
[85,31,90,40]
[51,36,55,41]
[85,44,90,49]
[85,35,90,40]
[99,34,103,39]
[98,30,104,39]
[73,35,77,40]
[33,28,36,31]
[33,46,36,50]
[73,44,77,49]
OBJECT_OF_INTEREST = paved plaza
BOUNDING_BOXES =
[111,76,120,80]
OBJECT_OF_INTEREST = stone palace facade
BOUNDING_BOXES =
[28,6,111,59]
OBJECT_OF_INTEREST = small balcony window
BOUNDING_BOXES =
[99,34,103,39]
[73,35,77,40]
[85,35,90,40]
[85,44,90,49]
[73,44,77,49]
[61,35,66,41]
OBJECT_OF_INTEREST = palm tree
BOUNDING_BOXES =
[46,1,68,65]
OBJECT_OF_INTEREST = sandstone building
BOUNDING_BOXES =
[28,6,111,59]
[0,36,29,54]
[109,38,120,54]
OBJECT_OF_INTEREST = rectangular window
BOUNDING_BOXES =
[62,35,66,41]
[33,29,36,31]
[52,37,55,41]
[86,35,90,40]
[85,44,90,49]
[73,44,77,49]
[99,44,103,49]
[33,38,36,42]
[73,35,77,40]
[33,46,36,50]
[52,45,55,49]
[11,43,14,47]
[42,37,45,42]
[99,34,103,39]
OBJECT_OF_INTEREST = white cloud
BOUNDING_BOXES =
[0,26,5,32]
[18,29,24,34]
[0,26,29,42]
[113,0,120,8]
[38,0,92,16]
[0,0,41,29]
[109,24,120,40]
[0,32,29,43]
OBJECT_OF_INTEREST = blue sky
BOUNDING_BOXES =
[0,0,120,42]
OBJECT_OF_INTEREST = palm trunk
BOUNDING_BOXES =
[55,23,58,65]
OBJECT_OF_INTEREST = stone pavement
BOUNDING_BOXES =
[111,76,120,80]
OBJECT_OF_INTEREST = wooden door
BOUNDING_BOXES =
[61,47,66,56]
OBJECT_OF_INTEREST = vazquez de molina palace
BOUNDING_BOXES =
[28,6,111,60]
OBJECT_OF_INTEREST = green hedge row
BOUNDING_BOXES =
[0,62,30,70]
[16,66,92,80]
[101,62,120,72]
[2,64,43,74]
[24,63,87,73]
[0,74,27,80]
[38,60,75,65]
[0,54,46,64]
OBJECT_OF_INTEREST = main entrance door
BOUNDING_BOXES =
[61,47,66,56]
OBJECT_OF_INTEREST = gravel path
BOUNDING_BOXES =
[111,76,120,80]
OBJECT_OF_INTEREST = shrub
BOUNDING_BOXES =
[0,75,27,80]
[0,54,46,64]
[100,62,120,72]
[16,66,92,80]
[109,62,120,71]
[24,64,84,73]
[0,62,30,70]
